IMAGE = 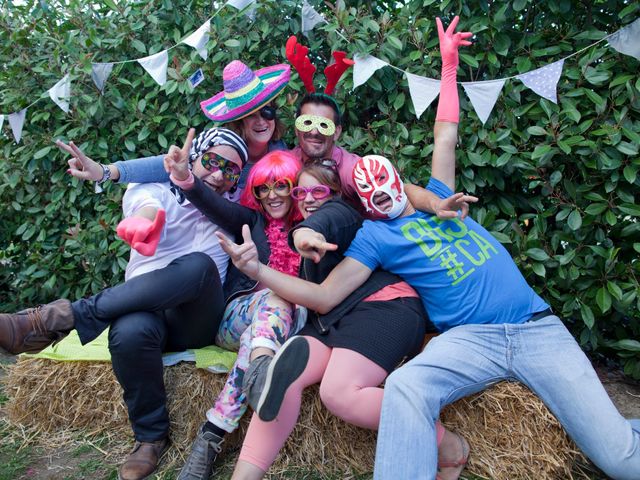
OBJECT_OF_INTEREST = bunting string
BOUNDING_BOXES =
[0,0,638,143]
[0,0,256,142]
[301,1,639,124]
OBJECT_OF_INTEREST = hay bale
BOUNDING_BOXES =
[2,358,586,479]
[440,382,588,480]
[1,358,372,476]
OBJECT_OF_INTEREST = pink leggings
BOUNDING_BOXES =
[239,336,388,471]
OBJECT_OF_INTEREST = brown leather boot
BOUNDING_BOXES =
[0,299,75,354]
[118,438,169,480]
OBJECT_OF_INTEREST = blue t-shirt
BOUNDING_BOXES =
[345,178,549,332]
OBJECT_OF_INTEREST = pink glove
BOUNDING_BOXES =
[116,209,166,256]
[436,16,473,123]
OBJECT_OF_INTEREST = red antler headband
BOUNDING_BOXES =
[286,36,316,93]
[285,35,354,95]
[324,51,355,95]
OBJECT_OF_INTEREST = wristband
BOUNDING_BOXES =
[94,164,112,194]
[170,171,196,190]
[98,164,111,183]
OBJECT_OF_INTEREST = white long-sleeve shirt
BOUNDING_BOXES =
[122,182,230,282]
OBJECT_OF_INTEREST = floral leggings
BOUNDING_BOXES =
[206,288,297,432]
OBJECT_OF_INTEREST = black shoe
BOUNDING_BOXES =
[256,336,309,422]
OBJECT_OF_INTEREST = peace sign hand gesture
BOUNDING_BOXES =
[164,128,195,182]
[56,139,104,182]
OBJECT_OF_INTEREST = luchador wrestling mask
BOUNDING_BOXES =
[352,155,408,219]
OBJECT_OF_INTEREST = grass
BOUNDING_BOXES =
[0,421,119,480]
[0,441,31,480]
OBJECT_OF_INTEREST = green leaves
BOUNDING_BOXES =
[610,339,640,352]
[580,304,595,329]
[512,0,529,11]
[131,39,147,54]
[526,248,549,261]
[224,39,242,48]
[459,53,479,68]
[103,0,119,11]
[527,126,547,136]
[596,287,612,313]
[0,0,639,379]
[616,142,638,156]
[567,210,582,230]
[387,35,403,50]
[618,203,640,216]
[33,146,53,159]
[584,203,608,215]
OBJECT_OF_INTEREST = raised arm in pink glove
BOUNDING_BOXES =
[436,16,473,123]
[116,209,166,256]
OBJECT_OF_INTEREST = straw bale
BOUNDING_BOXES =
[2,358,587,479]
[440,381,588,480]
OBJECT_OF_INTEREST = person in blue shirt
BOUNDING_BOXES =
[217,16,640,480]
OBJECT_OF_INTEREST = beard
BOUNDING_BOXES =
[300,133,333,160]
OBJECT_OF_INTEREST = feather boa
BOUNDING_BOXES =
[265,219,300,277]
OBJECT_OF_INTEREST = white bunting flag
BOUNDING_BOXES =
[0,114,4,132]
[302,1,327,36]
[608,18,640,61]
[182,20,210,61]
[516,59,564,104]
[353,54,389,89]
[406,73,440,119]
[138,50,169,86]
[9,108,27,143]
[48,74,71,113]
[461,79,506,124]
[226,0,256,19]
[92,63,114,94]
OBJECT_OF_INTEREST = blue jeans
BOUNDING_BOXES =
[374,316,640,480]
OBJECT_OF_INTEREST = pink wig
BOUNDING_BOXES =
[240,150,303,225]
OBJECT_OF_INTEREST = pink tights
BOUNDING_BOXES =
[239,336,387,471]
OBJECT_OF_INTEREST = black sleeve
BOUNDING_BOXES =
[288,200,363,253]
[182,176,256,236]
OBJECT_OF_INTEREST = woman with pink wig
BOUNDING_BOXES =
[165,139,304,479]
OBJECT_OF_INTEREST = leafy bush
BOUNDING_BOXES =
[1,0,639,376]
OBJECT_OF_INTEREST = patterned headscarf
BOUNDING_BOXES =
[189,127,249,166]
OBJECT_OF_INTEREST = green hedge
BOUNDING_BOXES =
[1,0,639,377]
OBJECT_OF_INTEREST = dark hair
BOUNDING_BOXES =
[295,93,342,126]
[297,163,342,196]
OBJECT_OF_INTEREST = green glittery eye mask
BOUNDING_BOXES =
[295,114,336,136]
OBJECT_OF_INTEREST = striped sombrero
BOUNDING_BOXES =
[200,61,290,123]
